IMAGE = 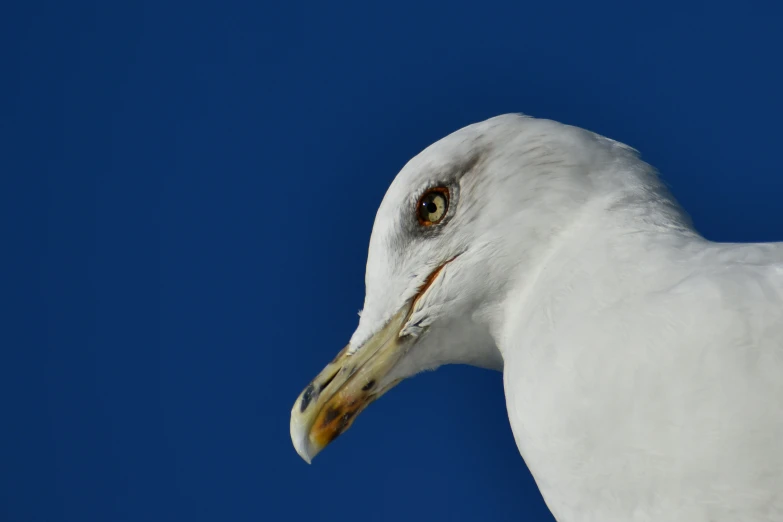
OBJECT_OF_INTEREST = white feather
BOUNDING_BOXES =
[352,114,783,521]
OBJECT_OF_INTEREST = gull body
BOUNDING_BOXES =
[291,115,783,522]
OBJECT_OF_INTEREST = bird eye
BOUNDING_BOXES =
[416,187,449,226]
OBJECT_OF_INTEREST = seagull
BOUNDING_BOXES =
[290,114,783,522]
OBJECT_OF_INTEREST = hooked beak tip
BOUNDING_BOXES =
[291,404,319,464]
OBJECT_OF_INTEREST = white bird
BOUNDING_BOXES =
[290,114,783,522]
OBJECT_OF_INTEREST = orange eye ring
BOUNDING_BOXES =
[416,186,450,226]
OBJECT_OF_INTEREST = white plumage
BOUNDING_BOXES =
[291,114,783,521]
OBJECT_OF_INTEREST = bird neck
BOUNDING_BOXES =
[487,177,705,365]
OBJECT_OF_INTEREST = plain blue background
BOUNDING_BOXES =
[4,1,783,521]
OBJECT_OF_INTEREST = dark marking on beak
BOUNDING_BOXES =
[300,384,315,412]
[325,408,358,444]
[338,411,354,430]
[322,406,342,426]
[361,379,376,392]
[327,427,343,444]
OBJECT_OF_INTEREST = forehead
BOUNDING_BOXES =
[364,116,533,281]
[375,115,528,222]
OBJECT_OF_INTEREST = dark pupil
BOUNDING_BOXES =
[425,200,437,214]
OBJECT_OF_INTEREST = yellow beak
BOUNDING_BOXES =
[289,306,410,463]
[290,255,459,463]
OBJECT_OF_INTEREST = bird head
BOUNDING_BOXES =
[289,113,644,462]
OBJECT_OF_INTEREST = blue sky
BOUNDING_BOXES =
[5,1,783,521]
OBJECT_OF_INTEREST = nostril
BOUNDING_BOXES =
[320,370,338,392]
